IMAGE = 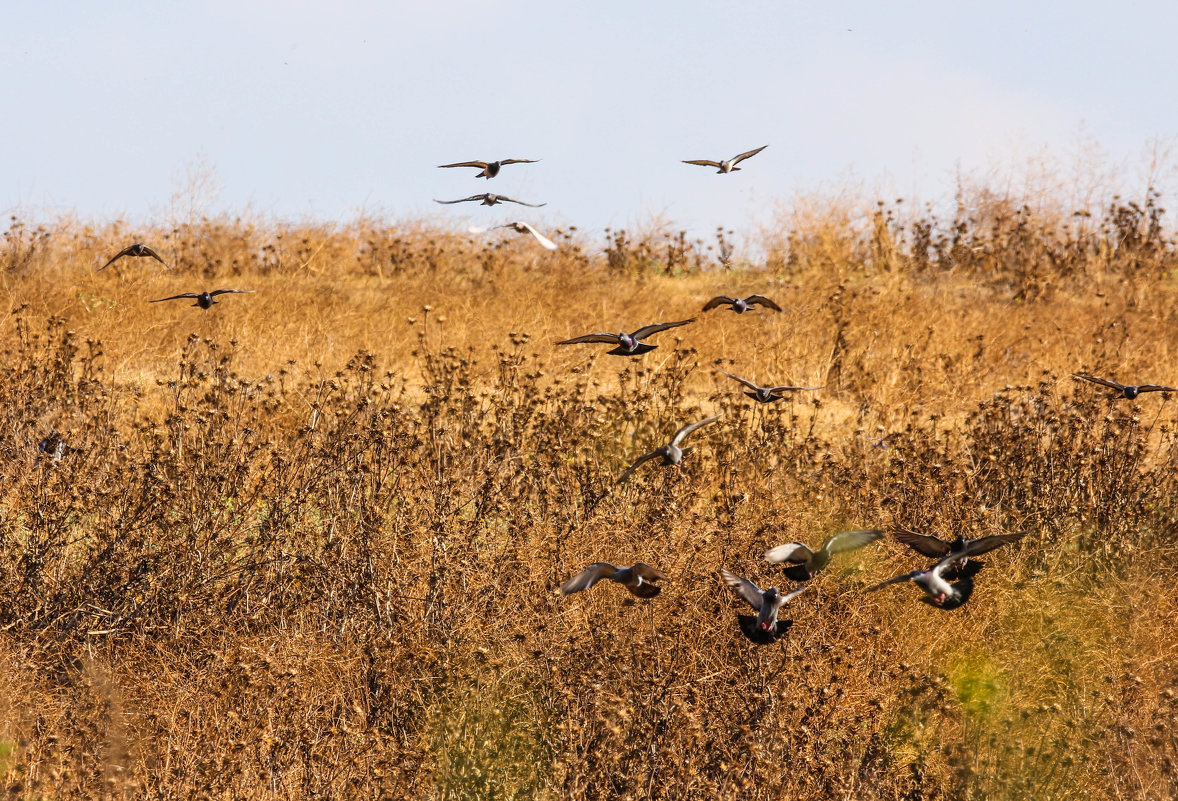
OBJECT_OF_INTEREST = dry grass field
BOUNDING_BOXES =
[1,188,1177,799]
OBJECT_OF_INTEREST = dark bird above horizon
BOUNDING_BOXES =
[683,145,768,174]
[617,416,720,483]
[556,319,695,356]
[1072,373,1177,399]
[97,243,170,271]
[149,289,256,309]
[720,568,806,644]
[764,529,883,581]
[867,539,1000,610]
[437,158,539,179]
[892,529,1025,580]
[434,193,545,207]
[702,294,782,313]
[717,370,823,403]
[559,562,668,598]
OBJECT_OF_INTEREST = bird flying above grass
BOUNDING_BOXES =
[149,289,255,309]
[435,193,545,207]
[617,416,720,483]
[98,243,170,271]
[556,319,695,356]
[720,568,806,643]
[717,370,823,403]
[764,529,883,581]
[702,294,781,313]
[560,562,668,598]
[1072,373,1177,399]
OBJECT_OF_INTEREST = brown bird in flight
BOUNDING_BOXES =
[98,243,170,271]
[560,562,668,598]
[437,158,539,179]
[683,145,768,174]
[149,289,256,310]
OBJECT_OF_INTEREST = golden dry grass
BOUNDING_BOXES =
[1,190,1177,799]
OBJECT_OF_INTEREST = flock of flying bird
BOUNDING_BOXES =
[87,146,1177,645]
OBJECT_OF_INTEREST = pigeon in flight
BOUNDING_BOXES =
[892,529,1025,579]
[149,289,256,310]
[435,193,545,208]
[1072,373,1177,399]
[556,319,695,356]
[867,540,1000,610]
[494,221,558,250]
[683,145,768,174]
[701,294,781,313]
[437,158,539,179]
[559,562,668,598]
[97,243,170,271]
[720,568,807,644]
[764,529,884,581]
[717,370,823,403]
[617,416,720,483]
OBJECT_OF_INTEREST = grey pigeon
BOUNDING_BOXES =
[717,370,823,403]
[435,193,545,207]
[764,529,883,581]
[867,540,999,609]
[560,562,667,598]
[557,319,695,356]
[98,243,170,271]
[1072,373,1177,399]
[683,145,768,174]
[437,158,539,179]
[495,221,557,250]
[720,568,807,643]
[617,416,720,483]
[702,294,781,313]
[150,289,256,309]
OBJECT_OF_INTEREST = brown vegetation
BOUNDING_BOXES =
[1,189,1177,799]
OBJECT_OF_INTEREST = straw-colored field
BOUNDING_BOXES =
[1,192,1176,799]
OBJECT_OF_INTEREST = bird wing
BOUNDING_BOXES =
[209,289,256,297]
[720,569,764,610]
[630,562,668,582]
[498,158,539,166]
[96,245,136,271]
[766,385,824,394]
[497,196,546,208]
[669,416,720,447]
[701,296,736,311]
[892,529,952,557]
[957,533,1026,558]
[763,542,815,565]
[556,333,621,345]
[774,585,809,608]
[434,195,483,204]
[630,318,696,340]
[438,161,490,169]
[823,529,884,555]
[559,563,620,595]
[138,245,170,268]
[730,145,768,164]
[866,571,924,592]
[1072,373,1125,390]
[515,222,557,250]
[683,159,723,168]
[149,294,200,303]
[745,294,781,310]
[1137,384,1178,393]
[617,447,667,484]
[719,370,761,391]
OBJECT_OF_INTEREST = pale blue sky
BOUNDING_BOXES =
[4,1,1177,236]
